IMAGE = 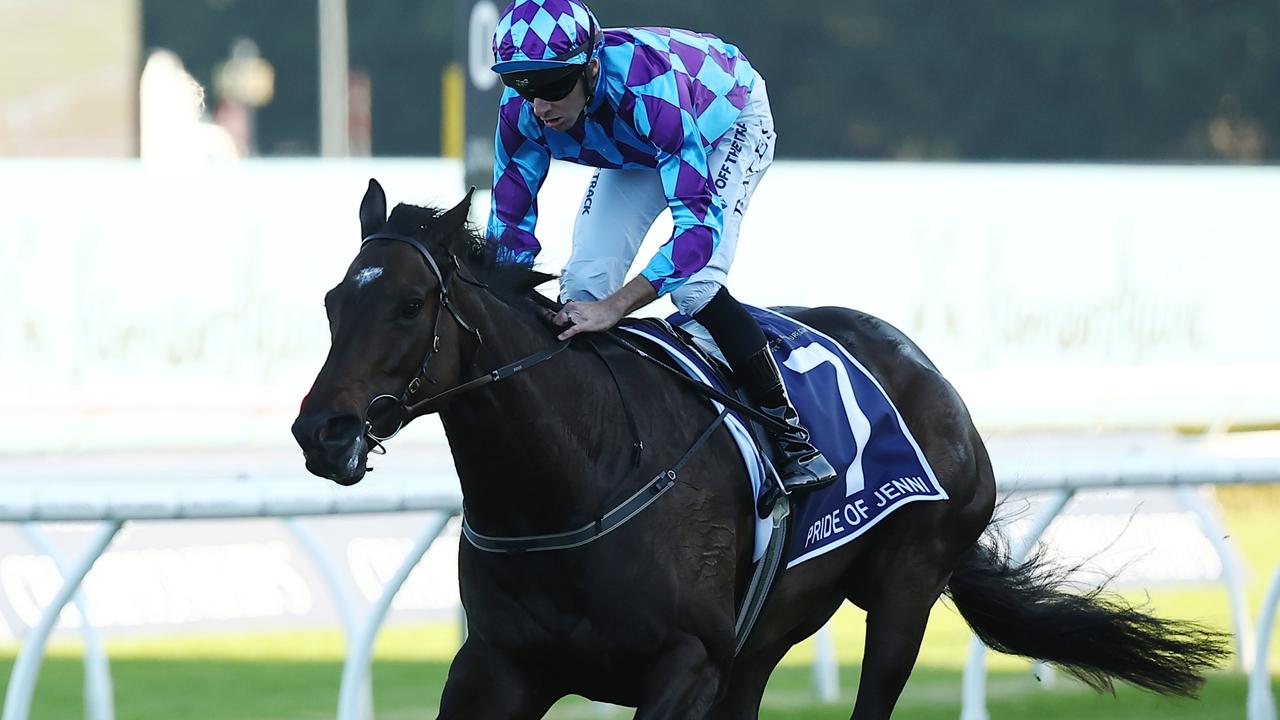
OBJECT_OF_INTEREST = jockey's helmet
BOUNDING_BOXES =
[491,0,603,74]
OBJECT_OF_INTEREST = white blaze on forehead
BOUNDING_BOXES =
[353,266,384,287]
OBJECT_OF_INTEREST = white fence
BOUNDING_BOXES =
[2,445,1278,720]
[0,474,462,720]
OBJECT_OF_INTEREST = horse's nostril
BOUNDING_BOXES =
[318,414,363,450]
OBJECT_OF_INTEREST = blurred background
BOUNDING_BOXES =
[1,0,1278,719]
[12,0,1274,160]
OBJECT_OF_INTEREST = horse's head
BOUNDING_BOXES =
[292,179,479,484]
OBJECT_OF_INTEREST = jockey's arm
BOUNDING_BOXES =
[557,88,718,340]
[487,98,552,264]
[635,85,721,301]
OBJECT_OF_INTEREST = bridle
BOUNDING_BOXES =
[358,231,573,449]
[359,231,481,447]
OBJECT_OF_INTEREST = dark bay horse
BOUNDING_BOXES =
[292,180,1227,719]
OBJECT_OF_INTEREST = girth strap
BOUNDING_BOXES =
[460,409,728,553]
[734,495,791,654]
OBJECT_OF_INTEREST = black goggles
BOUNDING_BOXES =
[501,65,585,102]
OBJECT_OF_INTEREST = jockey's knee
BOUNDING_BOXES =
[672,280,723,317]
[559,257,629,303]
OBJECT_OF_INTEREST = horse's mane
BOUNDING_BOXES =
[385,202,557,308]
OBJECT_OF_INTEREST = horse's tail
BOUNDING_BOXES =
[944,534,1231,696]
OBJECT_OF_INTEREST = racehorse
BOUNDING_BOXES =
[292,179,1228,719]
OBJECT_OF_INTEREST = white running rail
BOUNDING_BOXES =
[0,476,463,720]
[2,455,1278,719]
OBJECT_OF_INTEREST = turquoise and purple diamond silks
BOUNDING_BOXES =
[486,26,759,297]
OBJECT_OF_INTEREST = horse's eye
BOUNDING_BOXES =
[400,299,424,319]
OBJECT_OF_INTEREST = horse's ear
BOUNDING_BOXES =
[359,178,387,239]
[435,186,476,236]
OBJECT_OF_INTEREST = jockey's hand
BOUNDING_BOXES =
[555,299,624,341]
[554,278,659,341]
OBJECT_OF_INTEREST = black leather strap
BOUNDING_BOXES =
[586,336,644,467]
[402,338,574,418]
[460,409,728,553]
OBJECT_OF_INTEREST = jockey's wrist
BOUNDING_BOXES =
[611,276,659,316]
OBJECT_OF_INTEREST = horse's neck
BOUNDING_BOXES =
[439,292,615,535]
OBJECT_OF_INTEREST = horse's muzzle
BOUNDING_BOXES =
[291,411,369,485]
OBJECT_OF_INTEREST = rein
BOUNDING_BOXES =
[362,230,786,439]
[401,338,573,416]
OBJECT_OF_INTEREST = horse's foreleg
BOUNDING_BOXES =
[437,637,558,720]
[633,634,726,720]
[848,575,946,720]
[707,644,788,720]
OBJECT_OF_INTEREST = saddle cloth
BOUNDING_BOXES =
[620,306,947,569]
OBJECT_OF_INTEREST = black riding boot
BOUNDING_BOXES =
[692,288,838,505]
[738,345,839,495]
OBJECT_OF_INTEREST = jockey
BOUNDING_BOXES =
[486,0,836,498]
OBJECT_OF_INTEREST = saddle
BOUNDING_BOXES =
[618,306,948,570]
